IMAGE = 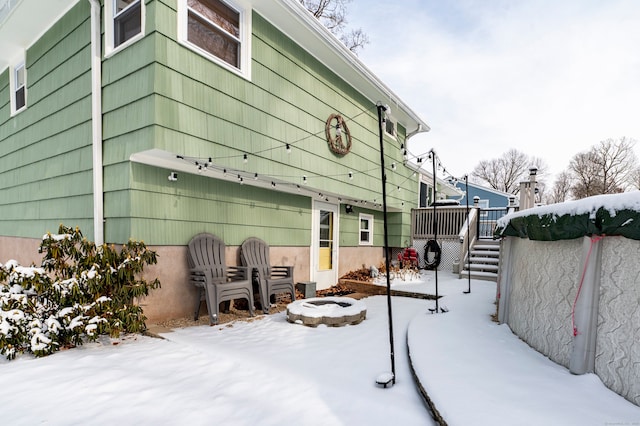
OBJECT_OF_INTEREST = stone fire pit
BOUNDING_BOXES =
[286,297,366,327]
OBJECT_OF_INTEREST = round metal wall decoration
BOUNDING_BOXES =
[325,113,352,155]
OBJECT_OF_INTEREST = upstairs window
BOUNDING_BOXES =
[384,116,397,138]
[10,61,26,115]
[114,0,142,47]
[14,63,26,111]
[179,0,251,78]
[106,0,144,55]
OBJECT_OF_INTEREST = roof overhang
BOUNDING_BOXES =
[405,161,464,198]
[0,0,79,72]
[1,0,430,139]
[252,0,430,137]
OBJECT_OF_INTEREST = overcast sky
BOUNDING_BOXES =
[347,0,640,183]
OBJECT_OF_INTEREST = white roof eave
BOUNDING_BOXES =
[252,0,430,137]
[405,161,463,197]
[0,0,79,72]
[1,0,430,139]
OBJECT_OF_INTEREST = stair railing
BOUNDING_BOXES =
[457,208,478,277]
[477,207,510,239]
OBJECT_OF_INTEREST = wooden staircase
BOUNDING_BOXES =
[460,239,500,281]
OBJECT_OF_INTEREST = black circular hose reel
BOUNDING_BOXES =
[424,239,441,270]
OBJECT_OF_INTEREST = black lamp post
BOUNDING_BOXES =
[375,102,396,387]
[463,174,471,294]
[431,150,440,311]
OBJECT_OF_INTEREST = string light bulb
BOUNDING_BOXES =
[391,162,396,171]
[254,173,258,180]
[335,122,342,137]
[243,153,248,163]
[286,144,291,154]
[348,171,353,180]
[303,175,307,184]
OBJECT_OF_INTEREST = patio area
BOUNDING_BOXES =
[1,271,638,425]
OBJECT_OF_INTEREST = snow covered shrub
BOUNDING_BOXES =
[0,225,160,359]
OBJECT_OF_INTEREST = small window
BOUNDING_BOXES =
[419,182,430,208]
[114,0,142,47]
[477,199,489,216]
[106,0,144,54]
[384,116,397,138]
[359,214,374,246]
[178,0,251,78]
[14,63,26,111]
[10,61,26,115]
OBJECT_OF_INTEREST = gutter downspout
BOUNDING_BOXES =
[89,0,104,245]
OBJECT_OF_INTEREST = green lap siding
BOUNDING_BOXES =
[131,6,416,246]
[0,1,93,240]
[0,0,416,248]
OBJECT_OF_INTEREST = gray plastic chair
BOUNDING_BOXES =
[188,233,254,325]
[240,237,295,314]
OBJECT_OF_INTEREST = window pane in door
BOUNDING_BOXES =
[318,210,333,270]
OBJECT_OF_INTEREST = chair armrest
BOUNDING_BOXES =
[189,267,207,282]
[227,265,250,281]
[271,265,293,278]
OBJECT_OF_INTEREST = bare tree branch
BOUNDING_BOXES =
[547,171,573,204]
[299,0,369,54]
[569,137,637,199]
[471,149,547,195]
[631,167,640,190]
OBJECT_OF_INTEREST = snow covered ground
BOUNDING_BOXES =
[2,271,639,425]
[407,274,640,425]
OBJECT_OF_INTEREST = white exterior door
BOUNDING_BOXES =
[311,201,339,289]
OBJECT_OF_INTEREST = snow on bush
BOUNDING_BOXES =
[0,225,160,359]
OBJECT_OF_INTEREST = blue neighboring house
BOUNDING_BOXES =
[448,179,517,210]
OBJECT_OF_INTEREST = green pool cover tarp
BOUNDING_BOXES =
[495,192,640,241]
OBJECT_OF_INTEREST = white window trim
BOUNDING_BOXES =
[9,59,26,115]
[177,0,252,80]
[359,213,374,246]
[105,0,146,57]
